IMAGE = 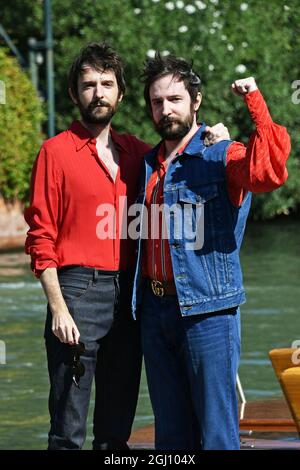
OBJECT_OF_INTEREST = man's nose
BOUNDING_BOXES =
[94,83,104,98]
[161,100,172,116]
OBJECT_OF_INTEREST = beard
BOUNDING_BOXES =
[154,108,194,141]
[78,98,117,125]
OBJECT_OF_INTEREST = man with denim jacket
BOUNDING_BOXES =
[132,53,291,450]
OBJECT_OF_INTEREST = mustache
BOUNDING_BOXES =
[158,116,180,126]
[89,99,110,109]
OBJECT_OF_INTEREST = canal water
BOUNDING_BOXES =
[0,219,299,449]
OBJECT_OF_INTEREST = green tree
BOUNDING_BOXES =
[0,0,299,218]
[0,47,44,200]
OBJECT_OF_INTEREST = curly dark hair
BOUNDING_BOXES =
[141,52,201,112]
[68,42,126,99]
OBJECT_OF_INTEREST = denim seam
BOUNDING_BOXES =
[179,289,245,305]
[227,314,238,447]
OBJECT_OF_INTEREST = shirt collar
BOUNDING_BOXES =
[70,120,95,151]
[70,120,131,154]
[110,128,131,155]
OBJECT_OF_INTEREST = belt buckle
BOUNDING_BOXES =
[151,280,164,297]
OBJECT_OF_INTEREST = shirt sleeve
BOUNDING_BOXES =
[24,145,61,277]
[225,89,291,206]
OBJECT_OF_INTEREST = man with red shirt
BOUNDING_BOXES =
[24,43,152,450]
[132,53,291,449]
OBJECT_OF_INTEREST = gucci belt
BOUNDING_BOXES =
[149,279,177,297]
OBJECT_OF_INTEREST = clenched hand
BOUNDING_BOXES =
[231,76,258,97]
[204,123,230,146]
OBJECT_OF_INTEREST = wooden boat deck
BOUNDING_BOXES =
[129,398,300,449]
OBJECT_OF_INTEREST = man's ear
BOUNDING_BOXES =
[194,92,202,112]
[69,87,78,105]
[118,92,124,103]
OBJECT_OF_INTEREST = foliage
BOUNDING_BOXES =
[0,48,44,201]
[0,0,299,217]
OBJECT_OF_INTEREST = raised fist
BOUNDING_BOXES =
[231,77,258,97]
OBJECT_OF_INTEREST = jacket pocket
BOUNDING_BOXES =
[173,185,218,252]
[178,183,218,204]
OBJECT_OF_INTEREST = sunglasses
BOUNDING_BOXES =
[71,341,85,388]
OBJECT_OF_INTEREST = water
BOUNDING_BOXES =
[0,219,299,449]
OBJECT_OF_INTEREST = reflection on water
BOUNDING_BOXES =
[0,219,299,449]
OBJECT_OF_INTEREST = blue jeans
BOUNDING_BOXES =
[44,267,142,450]
[140,287,240,450]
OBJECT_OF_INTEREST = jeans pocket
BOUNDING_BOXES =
[60,279,92,302]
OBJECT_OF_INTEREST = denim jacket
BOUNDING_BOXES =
[132,123,252,318]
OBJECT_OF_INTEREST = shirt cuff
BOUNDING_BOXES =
[244,89,273,127]
[32,259,58,278]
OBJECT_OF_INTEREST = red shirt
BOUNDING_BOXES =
[143,90,291,282]
[25,121,150,276]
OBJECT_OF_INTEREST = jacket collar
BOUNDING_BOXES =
[182,122,207,156]
[144,122,207,168]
